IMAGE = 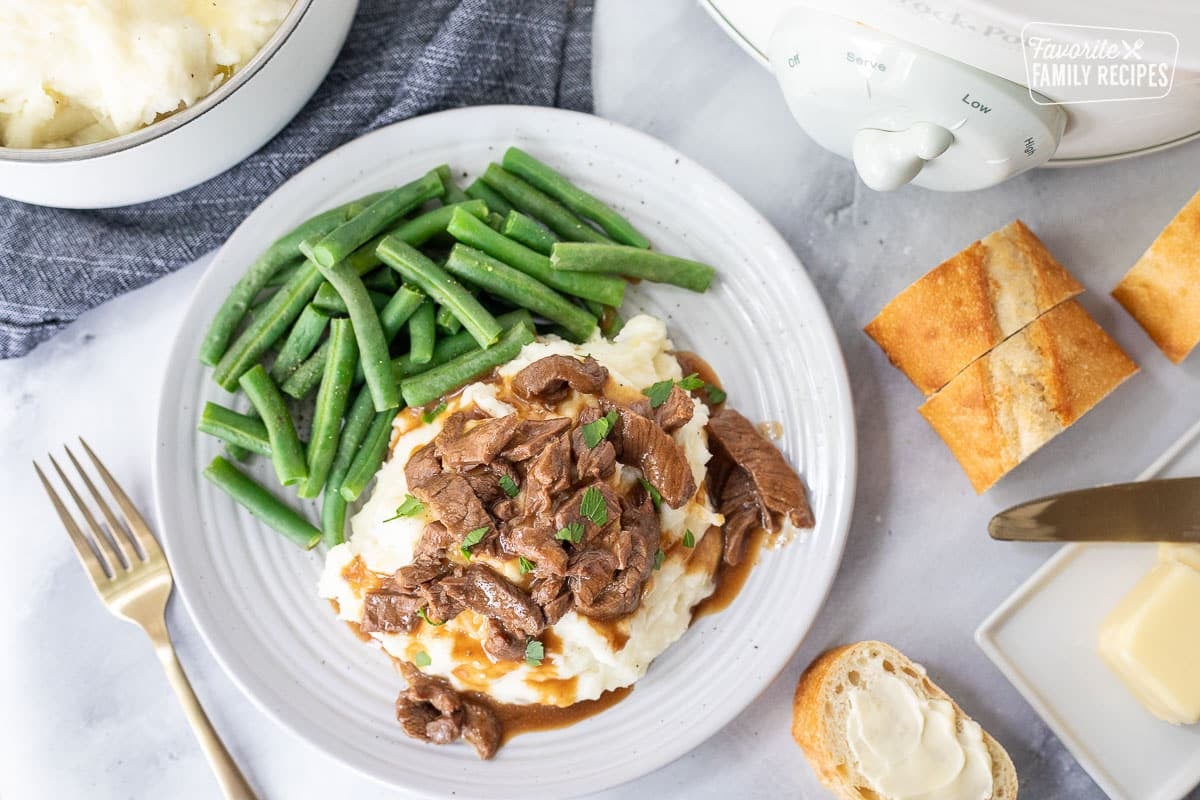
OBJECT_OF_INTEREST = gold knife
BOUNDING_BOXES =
[989,477,1200,542]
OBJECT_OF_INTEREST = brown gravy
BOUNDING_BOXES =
[490,686,634,744]
[693,529,765,620]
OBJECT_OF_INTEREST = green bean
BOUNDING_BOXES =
[198,402,271,456]
[225,443,252,462]
[387,199,488,249]
[435,165,471,204]
[321,484,349,548]
[299,318,358,499]
[502,147,650,248]
[202,456,320,549]
[312,282,390,315]
[408,300,436,364]
[300,242,399,413]
[264,258,304,288]
[198,192,385,366]
[401,321,536,408]
[310,170,444,268]
[444,245,596,342]
[480,164,610,244]
[321,386,378,545]
[339,409,398,502]
[436,304,462,334]
[376,236,503,349]
[551,242,715,292]
[362,268,399,293]
[502,210,559,255]
[238,365,308,486]
[486,212,505,231]
[447,207,624,307]
[465,178,514,216]
[392,309,533,380]
[269,305,330,383]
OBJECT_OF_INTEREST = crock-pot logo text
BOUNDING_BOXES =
[1022,23,1178,105]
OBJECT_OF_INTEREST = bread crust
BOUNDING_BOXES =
[792,641,1019,800]
[1112,189,1200,363]
[865,220,1083,395]
[918,300,1137,492]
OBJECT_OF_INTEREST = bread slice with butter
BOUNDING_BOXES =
[918,299,1138,492]
[792,641,1018,800]
[865,220,1083,396]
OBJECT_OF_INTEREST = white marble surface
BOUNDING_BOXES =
[4,1,1200,798]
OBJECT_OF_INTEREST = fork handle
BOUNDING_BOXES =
[145,619,259,800]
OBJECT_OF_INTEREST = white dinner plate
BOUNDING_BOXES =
[153,106,856,798]
[977,416,1200,800]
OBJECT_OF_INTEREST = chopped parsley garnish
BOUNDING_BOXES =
[653,548,666,571]
[459,525,489,559]
[525,639,544,667]
[678,373,705,392]
[639,478,662,510]
[499,474,520,498]
[642,379,674,408]
[519,556,536,575]
[555,521,584,544]
[704,383,726,405]
[417,607,446,626]
[421,400,448,424]
[683,529,695,548]
[414,651,432,667]
[383,494,424,522]
[581,409,619,448]
[579,486,608,526]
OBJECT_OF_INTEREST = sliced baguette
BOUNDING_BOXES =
[865,220,1083,396]
[1112,188,1200,363]
[792,641,1018,800]
[918,299,1137,492]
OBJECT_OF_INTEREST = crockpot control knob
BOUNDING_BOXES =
[851,123,954,191]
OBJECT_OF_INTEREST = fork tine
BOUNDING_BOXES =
[64,444,136,566]
[77,437,161,559]
[49,454,127,574]
[34,461,113,586]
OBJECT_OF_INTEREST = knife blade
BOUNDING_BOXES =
[989,477,1200,543]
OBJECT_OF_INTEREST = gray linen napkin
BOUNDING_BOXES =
[0,0,593,359]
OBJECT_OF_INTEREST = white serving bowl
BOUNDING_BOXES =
[0,0,358,209]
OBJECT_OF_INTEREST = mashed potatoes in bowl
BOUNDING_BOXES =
[319,315,814,758]
[0,0,293,149]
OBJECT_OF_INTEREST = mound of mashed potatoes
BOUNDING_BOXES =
[319,315,725,708]
[0,0,292,148]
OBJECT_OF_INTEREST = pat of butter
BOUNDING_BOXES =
[1159,543,1200,571]
[1099,560,1200,724]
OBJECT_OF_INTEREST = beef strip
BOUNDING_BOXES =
[541,590,573,626]
[481,618,528,662]
[554,481,623,543]
[418,579,466,624]
[499,517,568,577]
[511,355,607,404]
[570,407,617,482]
[411,472,496,540]
[706,407,814,529]
[654,385,695,433]
[572,494,661,620]
[438,414,521,470]
[441,563,545,637]
[501,417,572,462]
[361,590,423,634]
[412,521,454,561]
[391,554,446,588]
[613,409,697,508]
[492,497,521,521]
[718,467,764,566]
[461,699,503,759]
[395,671,463,746]
[566,547,620,607]
[673,350,725,412]
[405,442,442,489]
[522,433,572,516]
[461,460,519,505]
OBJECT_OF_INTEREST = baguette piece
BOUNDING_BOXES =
[793,641,1018,800]
[865,220,1083,395]
[919,299,1137,492]
[1112,189,1200,363]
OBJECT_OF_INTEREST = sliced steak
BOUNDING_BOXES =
[361,590,423,634]
[573,495,661,621]
[654,385,694,433]
[461,699,503,760]
[614,410,697,508]
[570,408,617,482]
[511,355,607,404]
[566,548,620,607]
[523,433,572,516]
[502,417,572,462]
[706,407,814,529]
[718,467,763,566]
[412,521,454,561]
[541,590,573,626]
[405,442,442,489]
[418,578,466,625]
[499,517,568,577]
[395,672,464,745]
[441,563,545,637]
[554,481,622,543]
[439,414,521,470]
[481,618,528,662]
[462,459,519,505]
[391,553,446,588]
[412,473,495,540]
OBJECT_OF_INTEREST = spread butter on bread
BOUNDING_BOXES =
[792,641,1018,800]
[865,220,1083,396]
[1112,189,1200,363]
[918,299,1137,492]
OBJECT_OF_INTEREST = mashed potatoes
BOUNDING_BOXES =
[319,315,724,707]
[0,0,292,148]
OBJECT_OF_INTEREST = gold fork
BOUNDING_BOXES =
[35,438,257,800]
